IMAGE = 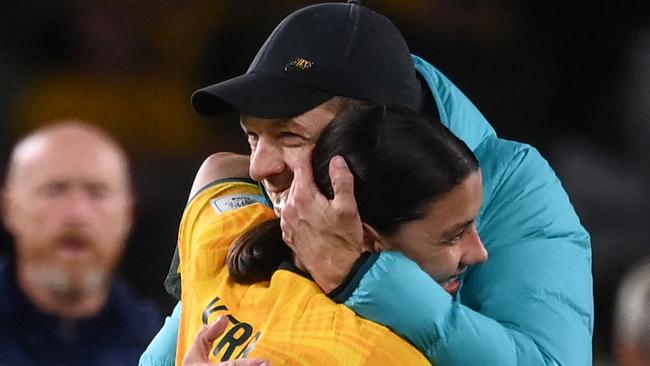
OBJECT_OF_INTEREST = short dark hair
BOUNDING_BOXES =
[228,105,479,284]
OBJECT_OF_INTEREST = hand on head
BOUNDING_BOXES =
[280,150,365,293]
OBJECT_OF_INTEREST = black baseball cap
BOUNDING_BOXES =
[192,0,423,119]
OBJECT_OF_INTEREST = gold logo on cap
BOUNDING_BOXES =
[285,57,314,72]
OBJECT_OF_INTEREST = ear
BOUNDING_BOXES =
[362,223,392,252]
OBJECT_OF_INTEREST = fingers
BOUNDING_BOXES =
[290,148,316,194]
[279,214,295,249]
[201,315,230,345]
[282,149,317,246]
[329,156,356,213]
[183,316,272,366]
[183,316,229,365]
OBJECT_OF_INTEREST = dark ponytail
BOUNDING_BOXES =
[227,217,291,284]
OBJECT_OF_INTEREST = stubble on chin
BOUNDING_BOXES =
[33,263,110,305]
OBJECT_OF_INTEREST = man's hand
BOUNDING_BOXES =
[281,153,365,293]
[183,316,270,366]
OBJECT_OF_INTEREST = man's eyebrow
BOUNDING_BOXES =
[440,219,474,238]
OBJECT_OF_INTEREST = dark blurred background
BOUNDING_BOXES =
[1,1,648,364]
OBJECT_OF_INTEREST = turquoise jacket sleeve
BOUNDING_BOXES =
[336,57,594,365]
[343,139,593,365]
[139,302,181,366]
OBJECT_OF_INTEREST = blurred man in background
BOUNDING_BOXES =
[0,121,162,365]
[614,259,650,366]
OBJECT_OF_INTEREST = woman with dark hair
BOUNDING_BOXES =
[172,105,486,365]
[228,105,485,296]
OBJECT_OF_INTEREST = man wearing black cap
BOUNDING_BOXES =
[142,1,593,365]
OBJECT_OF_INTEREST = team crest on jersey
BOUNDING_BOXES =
[210,194,264,214]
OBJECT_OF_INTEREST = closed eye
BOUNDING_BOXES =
[440,220,475,246]
[39,182,68,197]
[244,131,259,149]
[245,131,258,140]
[444,228,466,245]
[279,132,308,147]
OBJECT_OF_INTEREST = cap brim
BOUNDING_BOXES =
[191,72,334,119]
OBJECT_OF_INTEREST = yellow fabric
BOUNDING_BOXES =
[177,181,431,366]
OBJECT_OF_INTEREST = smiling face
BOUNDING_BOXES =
[241,100,339,213]
[378,171,487,294]
[243,101,487,295]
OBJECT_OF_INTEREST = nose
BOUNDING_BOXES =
[248,138,287,182]
[461,226,488,266]
[62,188,94,225]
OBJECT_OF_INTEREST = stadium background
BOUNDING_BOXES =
[1,1,648,364]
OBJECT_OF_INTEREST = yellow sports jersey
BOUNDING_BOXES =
[177,180,431,366]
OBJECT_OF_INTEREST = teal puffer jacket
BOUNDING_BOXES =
[334,55,593,366]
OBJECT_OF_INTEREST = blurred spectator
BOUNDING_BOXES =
[0,121,162,365]
[4,0,244,311]
[613,259,650,366]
